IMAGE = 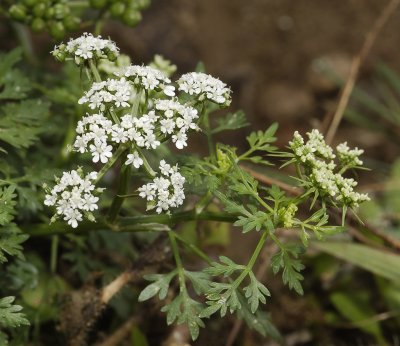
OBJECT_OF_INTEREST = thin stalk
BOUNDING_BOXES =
[168,232,186,293]
[27,210,237,237]
[107,156,132,223]
[12,23,37,65]
[95,144,127,183]
[137,148,156,177]
[200,104,215,157]
[50,235,59,273]
[232,230,269,289]
[174,232,213,265]
[88,59,102,82]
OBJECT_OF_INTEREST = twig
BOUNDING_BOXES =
[96,316,140,346]
[325,0,400,144]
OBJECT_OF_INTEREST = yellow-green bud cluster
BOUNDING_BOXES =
[8,0,80,39]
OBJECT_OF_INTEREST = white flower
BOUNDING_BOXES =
[177,72,231,106]
[90,142,113,163]
[54,33,119,63]
[125,151,144,168]
[138,161,185,213]
[115,65,173,94]
[78,78,132,111]
[44,170,100,228]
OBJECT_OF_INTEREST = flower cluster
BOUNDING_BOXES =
[336,142,364,167]
[115,65,175,96]
[52,33,119,64]
[47,33,234,228]
[177,72,232,106]
[44,170,99,228]
[74,113,114,163]
[155,99,199,149]
[289,130,369,208]
[138,160,185,213]
[78,78,133,111]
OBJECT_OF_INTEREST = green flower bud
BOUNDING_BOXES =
[49,21,66,40]
[53,3,70,20]
[122,10,141,26]
[31,17,46,32]
[110,2,125,17]
[44,7,55,19]
[136,0,151,9]
[9,4,28,21]
[22,0,37,8]
[106,50,118,62]
[63,16,80,31]
[33,3,46,17]
[52,43,67,62]
[89,0,108,9]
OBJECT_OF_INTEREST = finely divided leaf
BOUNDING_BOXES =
[138,271,177,302]
[243,271,270,313]
[0,296,29,328]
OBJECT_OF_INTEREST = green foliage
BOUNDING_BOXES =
[0,186,17,226]
[211,110,249,134]
[271,244,305,295]
[0,296,29,328]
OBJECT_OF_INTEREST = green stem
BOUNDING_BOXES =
[107,156,132,223]
[12,23,37,66]
[88,59,102,82]
[50,235,59,273]
[137,148,156,177]
[27,210,237,236]
[174,233,213,265]
[194,191,213,214]
[232,230,269,289]
[201,104,215,157]
[95,144,127,183]
[168,232,186,293]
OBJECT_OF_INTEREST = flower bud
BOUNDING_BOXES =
[89,0,108,9]
[63,16,80,31]
[33,3,46,17]
[53,3,70,20]
[22,0,37,8]
[31,17,46,32]
[122,10,142,26]
[49,21,66,39]
[9,4,28,21]
[110,2,125,17]
[44,7,55,19]
[106,50,118,62]
[52,44,67,62]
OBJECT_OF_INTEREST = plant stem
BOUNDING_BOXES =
[200,104,215,157]
[174,233,213,265]
[137,148,156,177]
[95,144,127,183]
[107,156,132,223]
[27,210,237,236]
[232,230,269,289]
[168,231,186,293]
[50,235,59,273]
[12,23,37,66]
[88,59,102,82]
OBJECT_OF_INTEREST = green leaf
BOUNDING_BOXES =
[234,211,270,233]
[271,245,304,295]
[138,270,177,302]
[211,110,249,134]
[0,296,29,328]
[243,271,270,313]
[236,291,281,340]
[214,191,249,216]
[314,242,400,283]
[161,292,205,340]
[0,226,28,264]
[0,186,17,226]
[0,100,50,150]
[330,292,384,341]
[246,123,278,152]
[184,270,212,295]
[204,256,245,277]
